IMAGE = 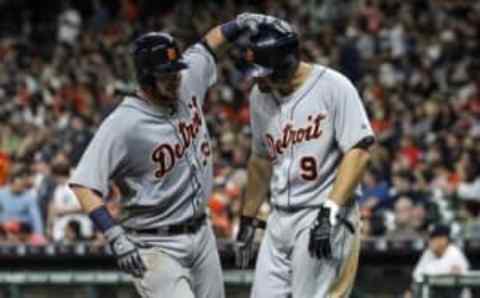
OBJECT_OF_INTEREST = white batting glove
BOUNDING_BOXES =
[323,199,341,226]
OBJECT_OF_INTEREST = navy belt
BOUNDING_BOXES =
[272,204,356,234]
[272,203,324,212]
[128,214,207,236]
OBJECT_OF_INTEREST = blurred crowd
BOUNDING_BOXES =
[0,0,480,246]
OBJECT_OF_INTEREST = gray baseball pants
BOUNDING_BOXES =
[251,207,360,298]
[131,223,225,298]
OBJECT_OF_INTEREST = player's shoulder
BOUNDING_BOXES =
[317,65,356,91]
[183,42,215,65]
[312,65,361,106]
[96,96,139,133]
[249,85,272,114]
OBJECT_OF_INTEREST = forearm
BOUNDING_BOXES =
[241,154,272,217]
[70,185,104,214]
[70,185,145,277]
[70,185,116,233]
[329,148,371,206]
[203,18,246,55]
[203,26,228,53]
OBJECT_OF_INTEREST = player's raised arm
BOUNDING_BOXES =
[203,13,293,56]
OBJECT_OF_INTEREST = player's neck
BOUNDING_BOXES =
[277,62,313,96]
[137,89,176,114]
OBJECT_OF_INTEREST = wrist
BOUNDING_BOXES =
[104,225,124,243]
[323,198,341,226]
[89,205,116,233]
[240,215,266,229]
[220,20,244,42]
[324,199,340,213]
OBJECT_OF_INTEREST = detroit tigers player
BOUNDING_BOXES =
[68,19,254,298]
[234,15,376,298]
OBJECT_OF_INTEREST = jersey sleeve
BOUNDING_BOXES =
[333,76,375,152]
[69,117,127,197]
[183,43,217,96]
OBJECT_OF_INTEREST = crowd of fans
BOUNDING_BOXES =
[0,0,479,247]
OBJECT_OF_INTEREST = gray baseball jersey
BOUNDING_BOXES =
[250,65,374,208]
[248,65,374,298]
[70,43,216,229]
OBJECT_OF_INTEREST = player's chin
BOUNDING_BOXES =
[157,89,179,102]
[257,81,272,93]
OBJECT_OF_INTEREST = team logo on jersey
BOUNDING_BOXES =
[151,97,208,178]
[265,113,326,160]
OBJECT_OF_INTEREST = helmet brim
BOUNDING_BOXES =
[244,64,273,78]
[152,60,188,75]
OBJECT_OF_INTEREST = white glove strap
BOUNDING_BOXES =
[324,199,341,226]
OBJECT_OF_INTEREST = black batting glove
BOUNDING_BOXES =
[308,199,356,260]
[308,206,333,259]
[234,216,265,269]
[105,226,147,278]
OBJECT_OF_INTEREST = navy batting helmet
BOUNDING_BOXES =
[132,32,187,87]
[243,23,299,81]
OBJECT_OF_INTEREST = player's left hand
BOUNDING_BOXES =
[308,200,340,259]
[234,216,264,268]
[105,226,147,278]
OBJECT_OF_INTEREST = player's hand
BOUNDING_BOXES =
[234,216,262,269]
[236,13,293,35]
[308,205,333,259]
[105,226,147,278]
[308,200,340,259]
[308,200,355,259]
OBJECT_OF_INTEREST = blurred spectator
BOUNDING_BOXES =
[57,2,82,48]
[0,152,10,186]
[409,225,470,298]
[31,152,56,225]
[63,220,83,244]
[209,190,232,238]
[359,169,390,210]
[386,196,423,241]
[0,164,46,244]
[47,160,93,242]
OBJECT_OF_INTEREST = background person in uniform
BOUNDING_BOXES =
[68,15,268,298]
[234,14,375,298]
[405,224,470,298]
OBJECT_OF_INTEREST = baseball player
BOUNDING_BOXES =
[234,14,376,298]
[68,18,258,298]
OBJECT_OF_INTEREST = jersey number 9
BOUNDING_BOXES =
[300,156,318,181]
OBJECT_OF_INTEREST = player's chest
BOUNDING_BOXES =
[129,101,210,176]
[261,100,333,159]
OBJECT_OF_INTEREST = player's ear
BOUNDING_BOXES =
[141,84,154,95]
